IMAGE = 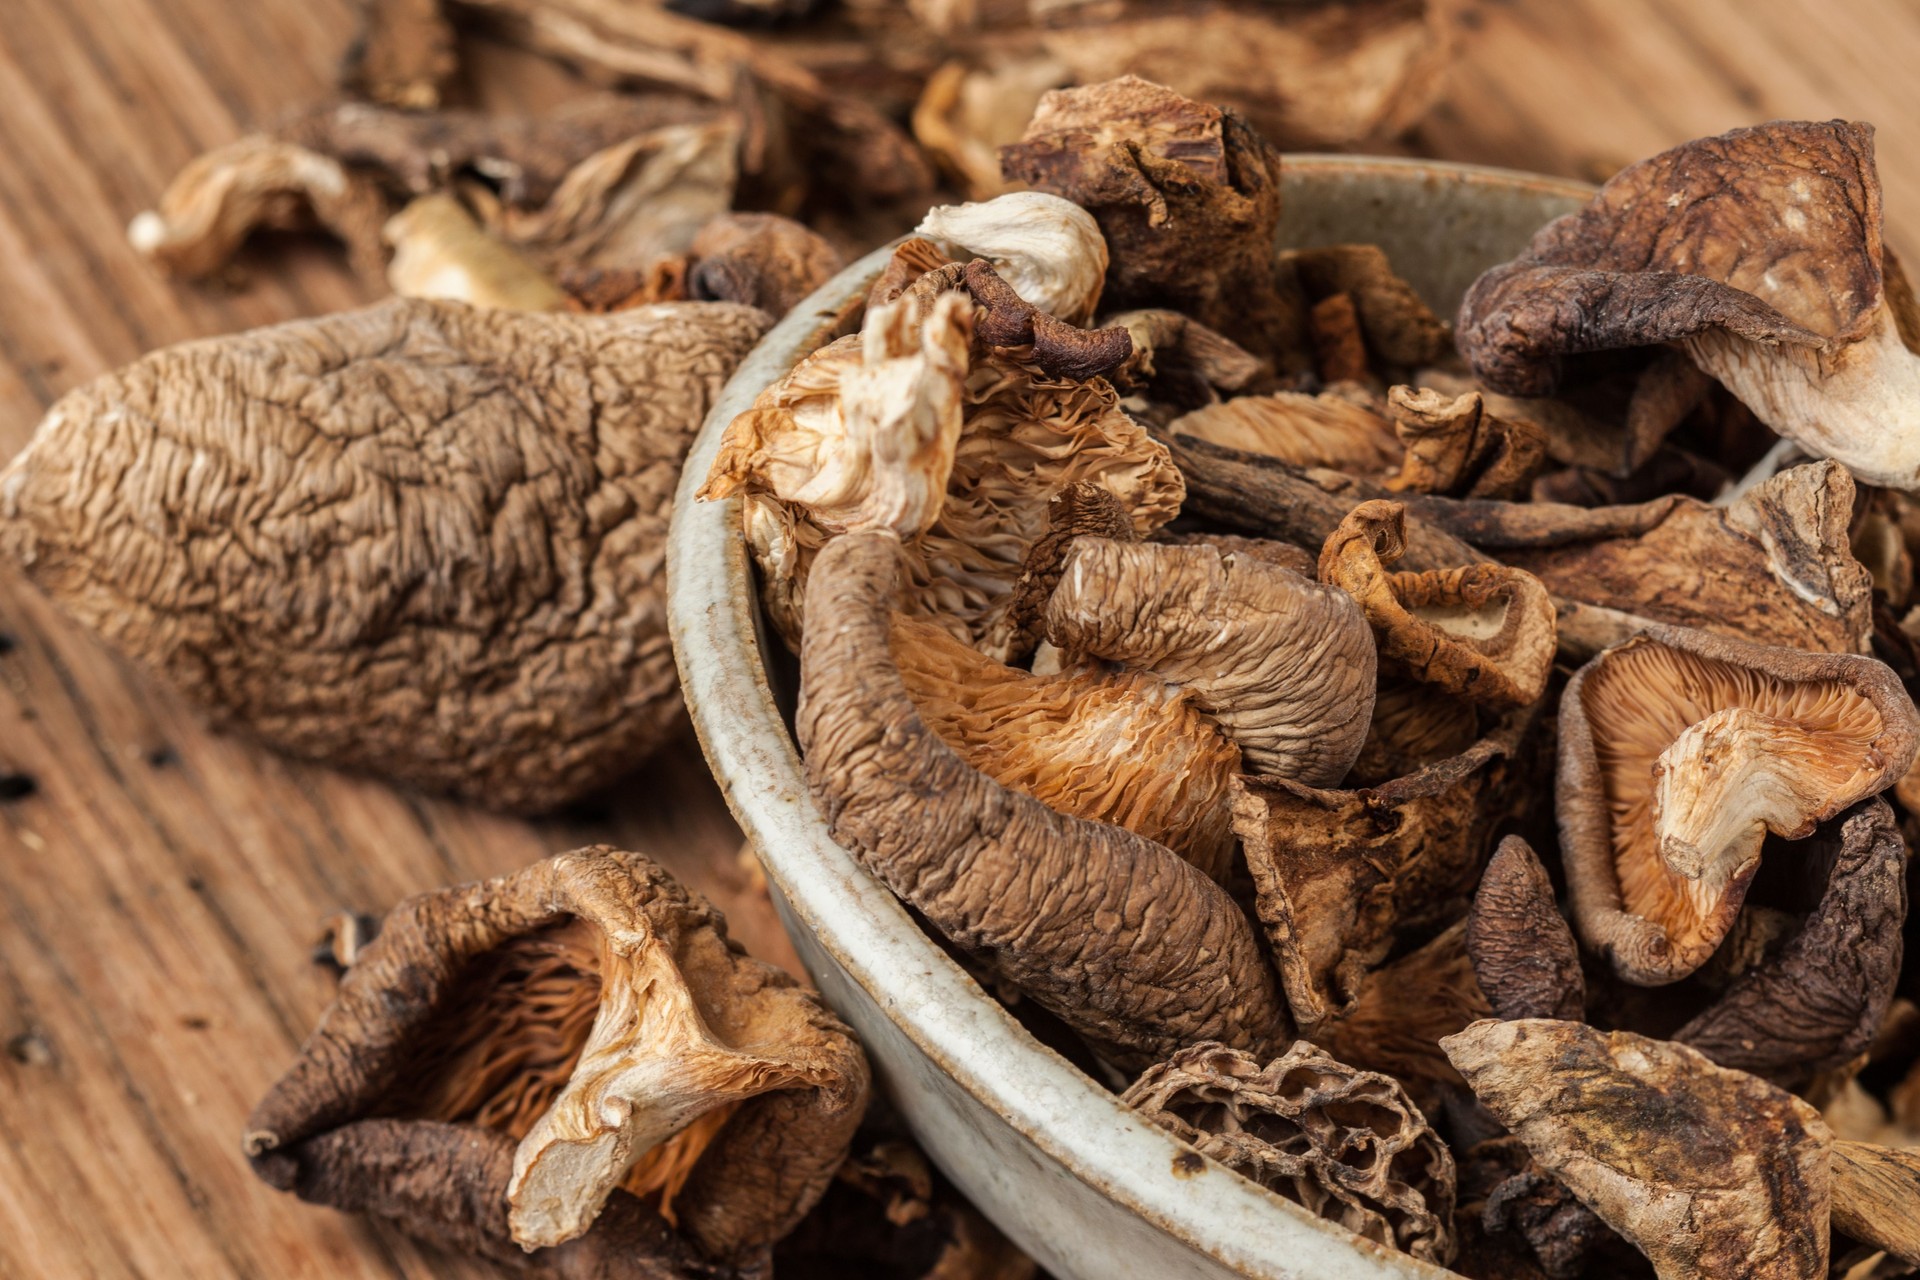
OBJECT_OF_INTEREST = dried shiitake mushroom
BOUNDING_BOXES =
[1121,1040,1457,1265]
[246,847,868,1272]
[1560,624,1918,985]
[1458,120,1920,489]
[1444,1020,1832,1280]
[0,297,768,811]
[1467,836,1585,1024]
[797,529,1291,1069]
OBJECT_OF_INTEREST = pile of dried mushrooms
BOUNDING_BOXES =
[8,0,1920,1271]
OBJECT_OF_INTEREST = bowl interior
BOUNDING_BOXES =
[667,155,1593,1280]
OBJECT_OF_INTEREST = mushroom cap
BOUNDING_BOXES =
[1382,385,1546,500]
[1044,537,1378,783]
[1171,390,1403,476]
[1558,623,1919,985]
[1442,1019,1832,1280]
[915,190,1109,325]
[1456,120,1920,488]
[1466,835,1585,1023]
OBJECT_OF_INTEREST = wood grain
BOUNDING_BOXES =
[1,1,1917,1276]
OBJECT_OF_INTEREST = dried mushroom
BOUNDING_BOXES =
[1458,120,1920,489]
[1560,624,1918,984]
[1001,76,1306,364]
[686,212,840,315]
[891,614,1242,883]
[1171,391,1402,476]
[384,192,569,310]
[1232,708,1534,1034]
[1043,536,1377,783]
[128,134,390,280]
[1283,244,1452,369]
[246,847,868,1271]
[915,191,1109,325]
[797,529,1291,1068]
[1443,1019,1832,1280]
[341,0,457,108]
[1121,1040,1456,1265]
[1673,797,1906,1085]
[1467,836,1584,1024]
[1383,385,1546,501]
[1319,921,1491,1108]
[0,297,769,811]
[1831,1141,1920,1267]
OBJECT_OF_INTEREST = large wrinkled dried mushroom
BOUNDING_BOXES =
[246,848,868,1272]
[1443,1020,1832,1280]
[0,297,768,811]
[798,529,1291,1068]
[1458,120,1920,489]
[1560,624,1918,985]
[1121,1040,1456,1265]
[1044,536,1377,783]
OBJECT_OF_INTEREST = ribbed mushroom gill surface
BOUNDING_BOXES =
[1580,644,1885,962]
[390,918,739,1224]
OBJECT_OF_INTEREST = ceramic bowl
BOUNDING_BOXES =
[666,155,1593,1280]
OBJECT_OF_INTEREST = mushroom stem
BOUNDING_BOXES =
[1831,1140,1920,1266]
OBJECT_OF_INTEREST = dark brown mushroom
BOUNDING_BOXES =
[1467,836,1585,1023]
[797,529,1291,1069]
[1560,624,1918,985]
[1283,244,1451,369]
[246,847,868,1271]
[686,212,841,316]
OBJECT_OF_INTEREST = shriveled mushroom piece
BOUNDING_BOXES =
[915,191,1109,325]
[1673,797,1906,1085]
[997,480,1137,665]
[1282,244,1452,370]
[1442,1020,1831,1280]
[1319,500,1556,710]
[1560,624,1918,985]
[1383,385,1547,500]
[1831,1141,1920,1267]
[685,212,840,315]
[383,193,569,310]
[1468,836,1585,1023]
[246,847,868,1272]
[1171,391,1402,476]
[1044,537,1377,783]
[1457,120,1920,488]
[892,615,1243,883]
[1000,76,1307,364]
[128,134,390,280]
[1106,308,1263,408]
[798,529,1291,1068]
[340,0,457,108]
[1120,1041,1456,1265]
[0,297,769,811]
[1232,709,1534,1033]
[1456,1135,1633,1280]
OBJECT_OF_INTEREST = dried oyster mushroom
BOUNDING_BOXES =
[1000,76,1306,365]
[797,529,1291,1069]
[246,847,868,1271]
[0,297,769,812]
[384,192,569,311]
[1673,797,1906,1085]
[1044,536,1377,783]
[1467,836,1585,1024]
[1319,500,1556,710]
[1458,120,1920,489]
[1120,1040,1456,1265]
[128,134,391,280]
[892,614,1243,883]
[1560,625,1919,986]
[686,211,840,316]
[1443,1019,1832,1280]
[1170,391,1402,476]
[1232,708,1533,1034]
[1383,385,1547,500]
[915,191,1108,325]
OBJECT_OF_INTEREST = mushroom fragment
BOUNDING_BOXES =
[1443,1019,1832,1280]
[797,529,1291,1068]
[0,297,769,811]
[1171,391,1403,476]
[1457,120,1920,489]
[891,614,1243,883]
[685,212,841,315]
[1560,625,1918,985]
[1467,836,1584,1023]
[997,480,1136,664]
[246,847,868,1270]
[1383,385,1547,500]
[915,191,1109,324]
[1320,921,1491,1108]
[1044,537,1377,783]
[1283,244,1452,369]
[1000,76,1307,364]
[1674,797,1906,1085]
[1831,1141,1920,1267]
[1120,1040,1457,1265]
[340,0,457,108]
[383,193,569,311]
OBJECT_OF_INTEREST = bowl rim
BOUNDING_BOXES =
[666,153,1596,1279]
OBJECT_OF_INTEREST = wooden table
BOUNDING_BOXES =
[0,1,1915,1276]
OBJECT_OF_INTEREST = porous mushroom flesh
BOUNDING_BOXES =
[1442,1019,1832,1280]
[797,528,1292,1069]
[1456,120,1920,489]
[1042,537,1377,783]
[1559,624,1918,985]
[0,296,770,812]
[244,847,868,1271]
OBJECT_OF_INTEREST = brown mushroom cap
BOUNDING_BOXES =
[1170,390,1403,476]
[798,529,1291,1069]
[686,211,842,316]
[1044,537,1377,783]
[1442,1019,1832,1280]
[1559,624,1919,986]
[892,614,1243,882]
[1120,1040,1457,1266]
[1467,835,1585,1023]
[1383,385,1546,501]
[1457,120,1920,488]
[245,848,868,1269]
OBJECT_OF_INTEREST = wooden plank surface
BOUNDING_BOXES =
[0,1,1917,1277]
